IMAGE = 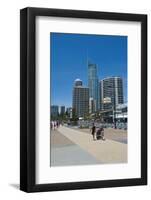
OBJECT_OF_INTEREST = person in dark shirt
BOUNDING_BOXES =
[91,123,96,141]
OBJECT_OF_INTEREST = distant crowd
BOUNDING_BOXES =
[51,121,63,130]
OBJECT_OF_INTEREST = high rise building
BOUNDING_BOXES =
[60,106,65,115]
[100,76,124,110]
[72,79,89,118]
[88,62,100,112]
[51,105,59,119]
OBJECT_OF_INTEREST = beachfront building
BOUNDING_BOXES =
[100,76,124,110]
[88,62,100,112]
[72,79,89,118]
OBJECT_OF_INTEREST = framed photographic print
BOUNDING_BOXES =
[20,7,147,192]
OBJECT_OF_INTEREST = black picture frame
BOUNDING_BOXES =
[20,7,147,192]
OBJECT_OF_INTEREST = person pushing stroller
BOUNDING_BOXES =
[96,126,105,141]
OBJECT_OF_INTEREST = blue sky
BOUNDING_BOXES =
[50,33,127,108]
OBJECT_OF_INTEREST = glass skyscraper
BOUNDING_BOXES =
[88,62,100,112]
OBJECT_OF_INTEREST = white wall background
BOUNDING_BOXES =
[0,0,150,199]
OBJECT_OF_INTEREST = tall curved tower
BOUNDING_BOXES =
[88,62,100,112]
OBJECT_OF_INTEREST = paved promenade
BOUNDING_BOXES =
[51,129,100,166]
[51,126,127,166]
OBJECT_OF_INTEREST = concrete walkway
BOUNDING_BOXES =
[51,129,101,166]
[58,126,127,164]
[51,145,101,166]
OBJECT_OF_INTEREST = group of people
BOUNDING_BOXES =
[51,121,60,130]
[90,123,105,141]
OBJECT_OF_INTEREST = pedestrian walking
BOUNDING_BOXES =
[56,121,59,128]
[90,123,96,141]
